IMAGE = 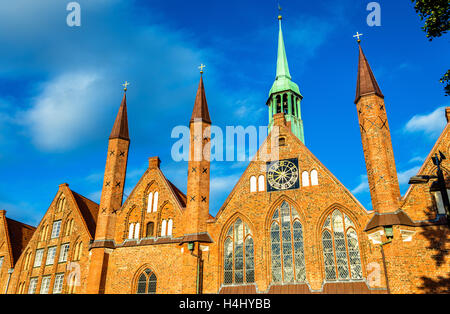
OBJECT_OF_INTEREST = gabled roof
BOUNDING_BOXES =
[69,190,99,238]
[3,217,36,266]
[167,180,187,208]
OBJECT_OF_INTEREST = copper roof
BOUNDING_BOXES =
[70,190,99,238]
[355,44,384,104]
[190,75,211,124]
[109,93,130,140]
[5,218,36,266]
[365,210,415,231]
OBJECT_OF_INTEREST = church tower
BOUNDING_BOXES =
[87,84,130,294]
[354,40,401,214]
[267,14,305,143]
[184,71,211,235]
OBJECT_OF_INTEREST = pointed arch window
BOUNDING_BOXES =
[128,223,135,239]
[311,170,319,186]
[161,220,167,237]
[167,219,173,236]
[321,210,363,282]
[146,222,154,238]
[134,223,140,239]
[302,171,309,187]
[250,176,257,193]
[147,192,153,213]
[270,201,306,283]
[223,218,254,285]
[152,192,159,212]
[258,175,265,192]
[136,269,157,294]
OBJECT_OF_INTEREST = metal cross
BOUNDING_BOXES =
[122,81,130,91]
[199,64,206,74]
[353,32,363,42]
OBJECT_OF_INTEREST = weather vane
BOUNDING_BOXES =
[122,81,130,92]
[199,64,206,74]
[353,32,363,43]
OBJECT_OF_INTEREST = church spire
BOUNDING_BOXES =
[109,91,130,141]
[267,12,305,143]
[190,71,211,125]
[355,42,384,104]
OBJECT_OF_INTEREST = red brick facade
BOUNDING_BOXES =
[0,46,449,295]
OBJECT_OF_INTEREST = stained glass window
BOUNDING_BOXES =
[136,269,157,294]
[321,210,363,282]
[270,201,306,284]
[223,218,254,285]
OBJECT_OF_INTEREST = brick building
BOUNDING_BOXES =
[0,16,448,294]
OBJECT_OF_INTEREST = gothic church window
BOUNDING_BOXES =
[167,219,173,236]
[51,220,62,239]
[223,218,255,285]
[161,220,167,237]
[136,269,157,294]
[134,223,140,239]
[258,175,265,192]
[250,176,257,193]
[321,210,363,282]
[128,223,135,239]
[153,192,159,212]
[270,201,306,284]
[146,222,154,237]
[302,171,309,187]
[433,190,450,215]
[311,170,319,186]
[147,191,159,213]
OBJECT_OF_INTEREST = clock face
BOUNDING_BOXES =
[267,158,300,192]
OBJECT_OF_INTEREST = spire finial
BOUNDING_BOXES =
[122,81,130,92]
[199,64,206,75]
[353,32,363,44]
[278,1,282,20]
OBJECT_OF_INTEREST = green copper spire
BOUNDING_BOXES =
[269,17,301,96]
[267,15,305,143]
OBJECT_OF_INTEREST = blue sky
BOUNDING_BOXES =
[0,0,448,226]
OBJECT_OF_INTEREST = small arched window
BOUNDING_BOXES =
[128,223,135,239]
[322,210,363,282]
[136,269,157,294]
[302,171,309,187]
[270,201,306,284]
[258,175,265,192]
[146,222,154,238]
[223,218,254,285]
[167,219,173,236]
[152,192,159,213]
[134,223,140,239]
[311,170,319,186]
[161,220,167,237]
[250,176,257,193]
[147,192,153,213]
[278,137,286,147]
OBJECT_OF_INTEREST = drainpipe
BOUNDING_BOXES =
[4,268,14,294]
[189,243,203,294]
[379,238,392,294]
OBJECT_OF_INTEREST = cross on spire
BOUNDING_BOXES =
[199,64,206,74]
[353,32,363,43]
[122,81,130,92]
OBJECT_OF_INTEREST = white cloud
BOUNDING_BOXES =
[404,106,447,137]
[351,175,369,195]
[397,166,421,185]
[19,72,109,152]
